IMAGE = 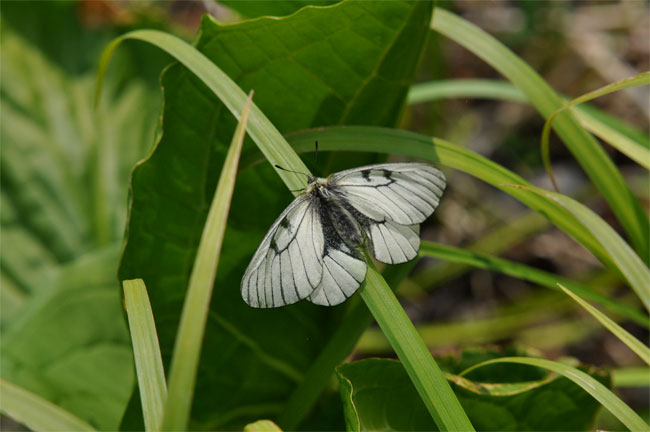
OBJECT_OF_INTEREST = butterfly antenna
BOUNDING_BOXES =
[314,140,318,164]
[274,164,310,179]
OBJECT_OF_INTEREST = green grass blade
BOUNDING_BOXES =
[161,93,253,431]
[577,110,650,170]
[612,368,650,387]
[122,279,167,431]
[408,79,527,104]
[511,185,650,312]
[408,78,650,170]
[541,72,650,189]
[431,8,649,262]
[557,283,650,365]
[96,30,308,193]
[459,357,648,432]
[0,379,96,431]
[418,241,648,327]
[361,265,475,431]
[412,211,550,288]
[284,127,611,269]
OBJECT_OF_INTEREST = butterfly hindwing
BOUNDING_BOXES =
[308,202,367,306]
[366,221,420,265]
[241,195,324,308]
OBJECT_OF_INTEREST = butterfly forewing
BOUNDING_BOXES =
[241,195,324,308]
[331,163,445,226]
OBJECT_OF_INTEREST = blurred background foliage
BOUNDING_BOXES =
[1,0,648,431]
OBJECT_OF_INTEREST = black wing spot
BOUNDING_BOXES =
[382,169,392,180]
[280,217,291,230]
[361,169,371,181]
[270,239,279,253]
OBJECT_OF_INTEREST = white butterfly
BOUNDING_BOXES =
[241,162,446,308]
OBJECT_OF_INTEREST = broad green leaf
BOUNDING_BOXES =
[557,283,650,365]
[431,8,649,263]
[0,379,96,432]
[123,279,167,432]
[408,79,650,170]
[111,2,434,429]
[104,12,472,432]
[222,1,339,19]
[337,353,609,431]
[0,246,134,431]
[511,185,650,312]
[461,357,647,432]
[162,93,253,431]
[542,72,650,189]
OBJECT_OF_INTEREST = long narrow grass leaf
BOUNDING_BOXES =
[0,379,96,431]
[408,79,527,104]
[541,72,650,190]
[557,283,650,365]
[123,279,167,431]
[408,79,650,170]
[612,368,650,387]
[418,241,648,327]
[96,30,308,192]
[283,127,612,270]
[458,357,648,432]
[578,111,650,170]
[361,266,475,431]
[431,8,649,262]
[510,185,650,312]
[161,93,253,431]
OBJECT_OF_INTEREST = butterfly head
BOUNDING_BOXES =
[305,176,328,194]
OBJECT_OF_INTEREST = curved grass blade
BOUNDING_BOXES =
[161,92,253,431]
[418,241,648,327]
[557,283,650,365]
[459,357,648,432]
[431,8,649,263]
[283,126,611,270]
[612,368,650,388]
[408,79,650,170]
[96,30,308,193]
[122,279,167,431]
[509,184,650,312]
[0,379,96,431]
[98,31,472,431]
[361,265,475,431]
[408,79,527,104]
[542,72,650,190]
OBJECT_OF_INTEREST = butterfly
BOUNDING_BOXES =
[241,162,446,308]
